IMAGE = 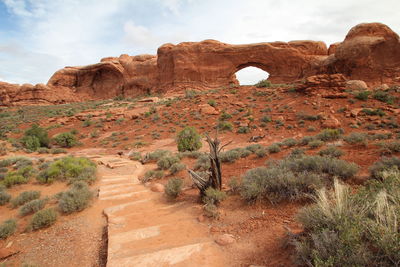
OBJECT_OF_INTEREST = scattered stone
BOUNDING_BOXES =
[322,115,341,128]
[199,104,219,115]
[215,234,235,246]
[150,183,165,193]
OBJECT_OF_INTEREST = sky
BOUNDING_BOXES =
[0,0,399,85]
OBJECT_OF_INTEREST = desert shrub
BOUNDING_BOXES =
[282,138,297,147]
[207,99,216,107]
[255,79,271,88]
[294,175,400,267]
[380,141,400,154]
[58,181,93,214]
[369,156,400,180]
[228,177,241,194]
[28,208,57,231]
[144,150,171,162]
[241,166,324,203]
[289,148,305,158]
[11,191,41,208]
[260,116,272,123]
[344,132,368,146]
[169,163,186,174]
[128,151,142,161]
[369,132,392,140]
[0,190,11,205]
[308,140,324,149]
[255,147,267,158]
[318,145,344,158]
[300,136,316,146]
[245,144,262,153]
[217,121,233,131]
[373,90,395,104]
[36,156,96,184]
[165,178,183,199]
[22,135,40,151]
[157,155,180,170]
[283,155,359,180]
[203,203,219,218]
[194,154,211,171]
[267,144,281,153]
[37,147,49,154]
[231,148,252,158]
[176,126,202,152]
[22,124,49,150]
[178,151,204,159]
[50,148,67,154]
[237,126,250,134]
[53,132,78,148]
[316,128,342,142]
[2,171,30,188]
[19,199,46,216]
[362,108,386,117]
[296,112,321,121]
[0,219,17,239]
[220,149,240,163]
[203,187,227,205]
[143,170,164,182]
[219,111,232,121]
[354,90,371,100]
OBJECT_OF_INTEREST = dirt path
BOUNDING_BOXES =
[93,156,229,267]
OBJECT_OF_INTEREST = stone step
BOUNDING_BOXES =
[109,219,208,258]
[100,182,140,191]
[99,185,143,198]
[104,199,152,216]
[99,190,151,201]
[107,241,213,267]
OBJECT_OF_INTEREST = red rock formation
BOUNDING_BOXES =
[1,22,399,106]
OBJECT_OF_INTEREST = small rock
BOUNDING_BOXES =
[322,115,341,128]
[346,80,368,91]
[215,234,235,246]
[150,183,165,193]
[199,104,219,115]
[197,215,205,223]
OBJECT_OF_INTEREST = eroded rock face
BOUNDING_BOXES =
[0,82,79,106]
[319,23,400,85]
[1,22,399,106]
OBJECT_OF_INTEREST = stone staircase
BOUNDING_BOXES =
[93,157,227,267]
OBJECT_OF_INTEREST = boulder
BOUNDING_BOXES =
[346,80,368,91]
[150,183,165,193]
[199,104,219,115]
[215,234,235,246]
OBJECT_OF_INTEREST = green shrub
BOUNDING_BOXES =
[369,156,400,180]
[29,208,57,231]
[344,132,368,146]
[318,146,344,158]
[203,187,227,205]
[316,129,342,141]
[255,79,271,88]
[194,154,211,171]
[373,90,395,104]
[294,175,400,267]
[36,156,96,184]
[260,116,272,123]
[58,182,93,214]
[37,147,49,154]
[289,148,305,158]
[380,141,400,154]
[354,90,371,100]
[165,178,183,199]
[207,99,216,107]
[296,112,322,121]
[282,138,297,147]
[157,155,180,170]
[176,126,202,152]
[2,172,28,188]
[219,111,232,121]
[22,135,40,151]
[241,166,324,203]
[267,144,281,153]
[220,149,240,163]
[245,144,262,153]
[143,170,164,182]
[144,150,171,162]
[300,136,316,145]
[0,190,11,205]
[128,151,142,161]
[53,132,78,148]
[11,191,41,208]
[178,151,204,159]
[50,148,67,154]
[19,199,46,216]
[237,126,250,134]
[22,124,49,150]
[255,147,267,158]
[169,163,186,174]
[362,108,386,117]
[308,140,324,149]
[0,219,17,239]
[217,121,233,131]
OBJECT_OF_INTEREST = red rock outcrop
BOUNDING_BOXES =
[1,22,399,106]
[0,82,79,106]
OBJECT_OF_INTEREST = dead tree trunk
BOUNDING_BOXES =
[188,133,230,195]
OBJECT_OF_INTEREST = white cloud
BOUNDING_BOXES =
[0,0,399,84]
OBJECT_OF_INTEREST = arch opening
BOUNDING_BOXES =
[234,66,270,86]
